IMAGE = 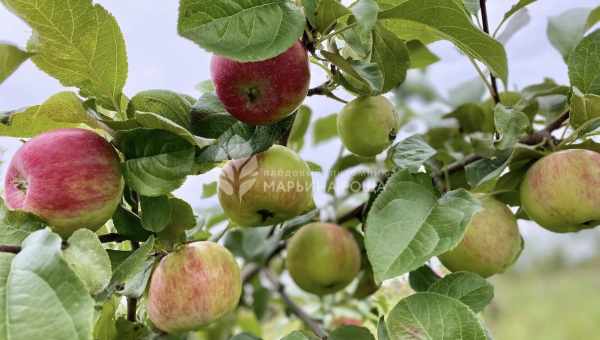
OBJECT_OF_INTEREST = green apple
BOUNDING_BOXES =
[218,145,314,227]
[520,149,600,233]
[147,242,241,333]
[287,223,361,295]
[438,196,523,278]
[337,96,399,157]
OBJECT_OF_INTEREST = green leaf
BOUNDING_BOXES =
[139,195,172,232]
[281,331,319,340]
[377,317,390,340]
[313,0,351,33]
[312,113,338,145]
[570,87,600,127]
[196,114,295,162]
[190,92,238,139]
[93,298,118,340]
[569,29,600,95]
[323,51,384,95]
[406,40,440,69]
[387,135,437,172]
[4,230,94,340]
[117,129,195,196]
[111,205,152,242]
[0,43,29,84]
[428,271,494,313]
[330,326,375,340]
[365,171,481,283]
[0,91,98,138]
[408,265,441,292]
[135,111,214,148]
[224,227,281,263]
[444,103,494,134]
[231,333,262,340]
[371,25,410,93]
[462,0,479,15]
[177,0,305,61]
[2,0,128,109]
[202,182,218,198]
[352,0,380,34]
[496,6,530,44]
[157,197,197,244]
[497,0,536,36]
[0,197,45,246]
[547,7,600,59]
[287,105,312,152]
[130,90,192,129]
[494,104,530,150]
[98,236,155,300]
[379,0,508,83]
[0,252,15,339]
[386,292,488,339]
[63,229,112,295]
[464,150,512,192]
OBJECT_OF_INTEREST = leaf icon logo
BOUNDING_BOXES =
[219,155,259,202]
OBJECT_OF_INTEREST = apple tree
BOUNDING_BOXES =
[0,0,599,339]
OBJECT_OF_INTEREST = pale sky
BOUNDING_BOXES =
[1,0,599,265]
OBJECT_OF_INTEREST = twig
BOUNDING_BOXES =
[242,241,286,283]
[99,233,130,243]
[0,245,21,254]
[263,270,328,339]
[479,0,501,105]
[127,240,140,322]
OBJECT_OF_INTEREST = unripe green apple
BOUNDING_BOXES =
[520,149,600,233]
[218,145,314,227]
[287,223,361,295]
[147,242,241,333]
[438,196,523,278]
[3,128,124,237]
[337,96,399,157]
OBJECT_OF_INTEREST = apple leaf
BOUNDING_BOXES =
[352,0,380,35]
[139,195,172,233]
[494,104,530,150]
[93,299,118,340]
[387,135,437,172]
[131,90,192,129]
[157,197,197,244]
[3,229,95,340]
[0,92,99,138]
[135,111,214,148]
[281,331,320,340]
[323,51,384,95]
[365,171,480,283]
[231,333,262,340]
[330,326,375,340]
[287,106,312,152]
[190,93,238,139]
[386,292,488,339]
[224,226,282,263]
[445,103,493,134]
[464,150,512,192]
[372,25,410,93]
[548,7,600,59]
[379,0,508,84]
[312,0,352,33]
[569,29,600,96]
[1,0,128,109]
[497,7,531,44]
[0,198,46,246]
[0,43,30,85]
[570,87,600,128]
[202,182,218,198]
[0,252,15,339]
[408,265,441,292]
[312,113,339,145]
[63,229,112,295]
[377,317,390,340]
[428,271,494,313]
[111,205,152,242]
[195,114,296,162]
[406,40,440,69]
[177,0,305,62]
[117,129,195,196]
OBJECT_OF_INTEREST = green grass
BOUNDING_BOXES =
[485,258,600,340]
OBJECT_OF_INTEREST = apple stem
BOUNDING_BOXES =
[264,269,328,339]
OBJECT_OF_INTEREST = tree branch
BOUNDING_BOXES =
[264,270,328,339]
[479,0,501,105]
[99,233,131,243]
[0,245,21,254]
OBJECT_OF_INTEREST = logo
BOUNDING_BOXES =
[219,155,259,202]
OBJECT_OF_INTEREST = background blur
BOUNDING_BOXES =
[1,1,600,339]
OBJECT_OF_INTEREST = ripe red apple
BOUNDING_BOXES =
[218,145,314,227]
[3,128,123,237]
[287,223,361,295]
[147,242,241,333]
[211,42,310,125]
[438,196,523,278]
[520,149,600,233]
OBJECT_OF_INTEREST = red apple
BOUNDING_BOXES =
[3,128,123,237]
[147,242,242,333]
[211,42,310,125]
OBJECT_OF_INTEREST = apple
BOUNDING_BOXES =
[286,223,361,295]
[211,41,310,125]
[520,149,600,233]
[147,242,241,333]
[3,128,124,237]
[337,96,399,157]
[218,145,314,227]
[438,196,523,278]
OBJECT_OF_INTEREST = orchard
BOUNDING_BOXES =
[0,0,599,340]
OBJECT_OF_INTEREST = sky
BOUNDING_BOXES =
[1,0,600,266]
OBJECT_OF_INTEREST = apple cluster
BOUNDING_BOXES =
[4,39,600,335]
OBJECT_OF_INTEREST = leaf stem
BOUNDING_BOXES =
[479,0,501,104]
[316,23,359,45]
